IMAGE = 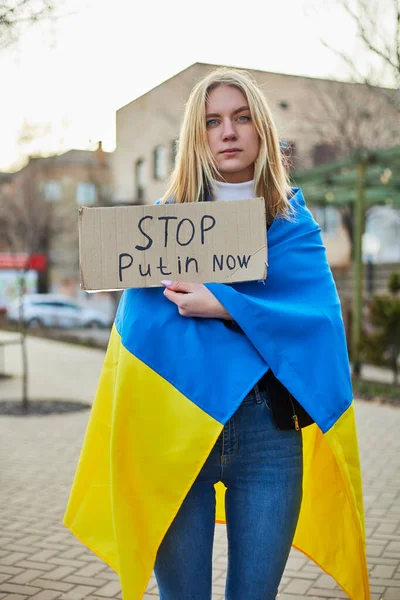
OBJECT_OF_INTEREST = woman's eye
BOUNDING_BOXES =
[237,115,250,122]
[206,119,219,127]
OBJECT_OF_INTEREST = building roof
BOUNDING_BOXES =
[116,61,390,113]
[49,149,112,167]
[12,146,112,175]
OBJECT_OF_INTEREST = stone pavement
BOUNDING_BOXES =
[0,334,400,600]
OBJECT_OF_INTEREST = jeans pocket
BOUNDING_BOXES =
[263,392,272,412]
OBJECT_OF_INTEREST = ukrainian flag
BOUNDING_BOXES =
[64,189,370,599]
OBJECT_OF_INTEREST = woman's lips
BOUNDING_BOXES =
[221,149,241,156]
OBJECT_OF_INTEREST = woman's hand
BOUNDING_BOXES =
[161,280,232,320]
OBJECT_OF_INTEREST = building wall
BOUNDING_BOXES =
[113,63,205,204]
[1,147,112,293]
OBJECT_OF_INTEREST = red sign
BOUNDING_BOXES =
[0,253,47,271]
[29,254,47,271]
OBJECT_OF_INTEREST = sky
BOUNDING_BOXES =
[0,0,385,171]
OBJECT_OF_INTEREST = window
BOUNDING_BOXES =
[153,145,167,180]
[56,301,81,311]
[43,180,61,202]
[364,206,400,263]
[312,144,339,166]
[360,110,371,120]
[76,182,97,205]
[312,206,341,235]
[135,158,146,202]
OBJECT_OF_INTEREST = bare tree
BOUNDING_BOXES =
[0,165,74,409]
[0,0,55,48]
[308,0,400,111]
[0,0,77,50]
[304,79,400,162]
[298,76,400,262]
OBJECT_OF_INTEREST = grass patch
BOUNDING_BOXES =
[0,324,108,350]
[352,378,400,406]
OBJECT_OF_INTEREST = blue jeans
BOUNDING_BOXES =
[154,384,303,600]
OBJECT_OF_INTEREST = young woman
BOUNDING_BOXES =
[65,69,369,600]
[154,73,302,600]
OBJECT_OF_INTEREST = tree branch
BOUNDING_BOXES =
[316,0,400,111]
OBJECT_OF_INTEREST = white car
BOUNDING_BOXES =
[7,294,112,329]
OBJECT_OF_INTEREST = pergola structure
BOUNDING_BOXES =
[293,146,400,207]
[292,146,400,376]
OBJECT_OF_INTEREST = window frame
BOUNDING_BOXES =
[135,158,146,202]
[153,145,167,181]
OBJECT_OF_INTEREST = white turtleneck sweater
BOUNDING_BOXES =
[211,179,256,328]
[211,179,255,202]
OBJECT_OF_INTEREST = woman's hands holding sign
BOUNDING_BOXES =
[161,280,232,320]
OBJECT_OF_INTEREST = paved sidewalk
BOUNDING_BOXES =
[0,336,399,599]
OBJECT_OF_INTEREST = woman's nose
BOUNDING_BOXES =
[221,120,238,141]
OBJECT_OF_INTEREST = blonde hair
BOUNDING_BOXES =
[161,67,293,221]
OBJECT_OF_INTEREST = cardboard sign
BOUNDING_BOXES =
[79,198,267,291]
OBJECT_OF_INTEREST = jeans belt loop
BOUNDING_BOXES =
[253,383,264,404]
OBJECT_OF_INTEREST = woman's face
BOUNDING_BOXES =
[206,85,260,183]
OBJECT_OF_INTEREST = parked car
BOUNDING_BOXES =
[7,294,112,329]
